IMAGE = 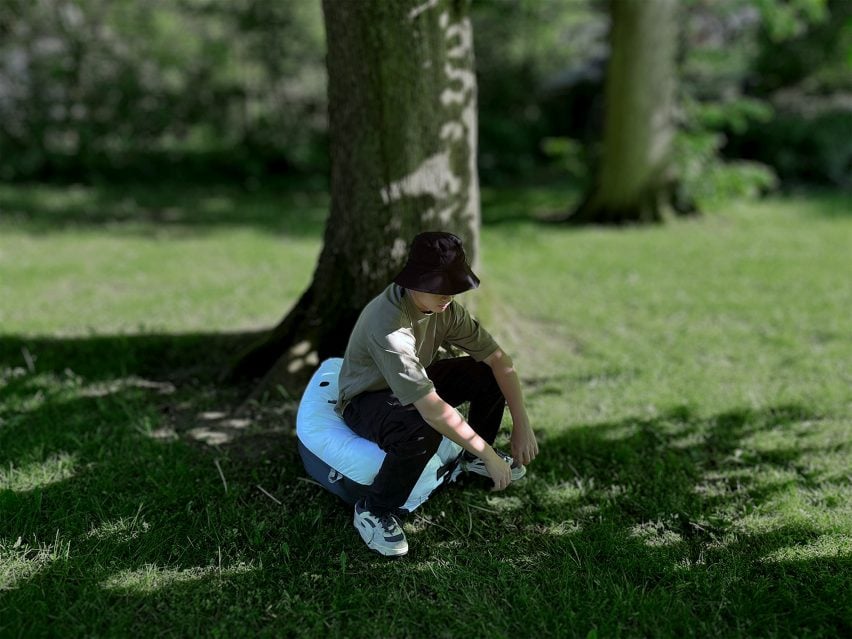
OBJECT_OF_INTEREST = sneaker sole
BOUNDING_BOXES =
[353,515,409,557]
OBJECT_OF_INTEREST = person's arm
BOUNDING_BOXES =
[413,391,512,491]
[484,348,539,466]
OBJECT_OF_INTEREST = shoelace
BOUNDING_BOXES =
[378,513,401,534]
[495,450,523,468]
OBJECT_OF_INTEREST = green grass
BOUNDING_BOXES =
[1,182,850,637]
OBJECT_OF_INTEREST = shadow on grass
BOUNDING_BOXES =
[418,404,850,635]
[0,331,263,383]
[0,330,310,633]
[1,333,849,636]
[0,180,329,236]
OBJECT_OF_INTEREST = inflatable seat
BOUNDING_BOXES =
[296,358,463,513]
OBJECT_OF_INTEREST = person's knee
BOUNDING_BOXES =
[385,420,442,459]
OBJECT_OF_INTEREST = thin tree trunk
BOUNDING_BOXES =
[567,0,679,225]
[228,0,481,396]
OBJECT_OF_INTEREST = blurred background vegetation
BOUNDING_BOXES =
[1,0,849,200]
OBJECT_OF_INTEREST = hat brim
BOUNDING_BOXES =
[393,262,480,296]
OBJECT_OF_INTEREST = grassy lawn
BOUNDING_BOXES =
[1,181,850,637]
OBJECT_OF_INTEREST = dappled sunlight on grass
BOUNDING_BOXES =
[629,521,685,548]
[760,535,852,564]
[184,412,255,446]
[80,376,176,399]
[497,550,551,572]
[0,184,849,636]
[85,513,152,544]
[0,452,78,492]
[0,530,72,591]
[537,478,590,509]
[101,563,255,594]
[484,494,523,513]
[521,520,581,537]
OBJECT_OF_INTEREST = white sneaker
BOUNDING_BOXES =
[461,449,527,481]
[353,499,409,557]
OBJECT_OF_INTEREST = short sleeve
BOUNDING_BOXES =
[366,329,435,405]
[444,303,499,362]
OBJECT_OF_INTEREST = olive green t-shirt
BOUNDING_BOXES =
[336,284,499,414]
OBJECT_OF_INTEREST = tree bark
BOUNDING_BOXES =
[228,0,481,396]
[566,0,679,225]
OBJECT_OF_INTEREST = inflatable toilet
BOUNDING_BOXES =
[296,358,464,513]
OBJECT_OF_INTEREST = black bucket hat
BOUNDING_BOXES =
[393,231,480,296]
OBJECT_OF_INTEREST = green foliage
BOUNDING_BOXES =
[675,129,778,208]
[750,0,849,94]
[675,0,852,198]
[733,0,852,187]
[691,96,775,135]
[1,183,850,636]
[744,109,852,188]
[540,136,589,184]
[472,0,606,183]
[675,97,779,208]
[0,0,327,181]
[1,0,849,190]
[753,0,829,42]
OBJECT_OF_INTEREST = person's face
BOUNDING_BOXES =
[410,290,454,314]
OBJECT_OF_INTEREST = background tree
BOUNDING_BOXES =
[3,1,845,195]
[566,0,680,224]
[228,0,482,395]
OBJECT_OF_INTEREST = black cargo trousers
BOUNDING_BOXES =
[341,356,506,514]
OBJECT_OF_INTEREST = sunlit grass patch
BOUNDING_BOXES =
[538,478,589,508]
[101,563,255,594]
[0,182,325,336]
[0,452,78,492]
[0,228,320,335]
[0,533,71,591]
[760,534,852,563]
[629,520,685,548]
[85,511,152,544]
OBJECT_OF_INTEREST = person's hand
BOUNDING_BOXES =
[483,450,512,491]
[510,422,539,466]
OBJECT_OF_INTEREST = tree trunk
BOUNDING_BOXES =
[228,0,481,396]
[567,0,679,225]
